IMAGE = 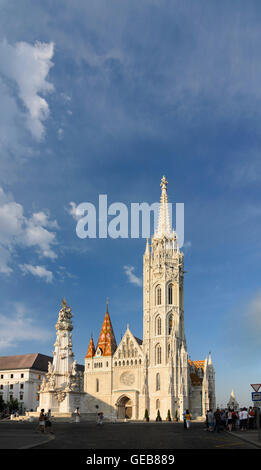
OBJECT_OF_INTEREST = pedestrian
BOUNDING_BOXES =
[214,409,222,433]
[238,408,243,430]
[98,411,104,425]
[207,409,214,432]
[183,410,187,429]
[205,410,209,430]
[232,410,237,431]
[39,409,46,433]
[248,407,255,430]
[227,409,233,432]
[75,407,80,423]
[185,410,191,429]
[45,409,54,434]
[241,408,248,431]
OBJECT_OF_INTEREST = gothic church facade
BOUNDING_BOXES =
[84,177,216,420]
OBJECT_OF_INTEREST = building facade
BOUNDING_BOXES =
[0,353,52,411]
[84,176,216,420]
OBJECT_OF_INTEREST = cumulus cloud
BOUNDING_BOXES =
[20,264,53,283]
[124,265,142,287]
[0,186,58,273]
[0,40,54,140]
[0,302,51,350]
[67,202,82,221]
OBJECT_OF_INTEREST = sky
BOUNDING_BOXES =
[0,0,261,407]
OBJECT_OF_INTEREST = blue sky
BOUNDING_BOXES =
[0,0,261,407]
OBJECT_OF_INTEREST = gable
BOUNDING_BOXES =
[114,328,143,361]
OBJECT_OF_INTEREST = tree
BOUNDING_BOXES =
[0,395,5,413]
[166,409,171,421]
[144,408,150,422]
[156,409,162,421]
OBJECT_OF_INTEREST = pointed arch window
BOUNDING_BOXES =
[155,316,162,335]
[156,373,160,391]
[168,314,173,335]
[96,379,99,393]
[168,284,173,304]
[155,286,162,305]
[156,399,160,409]
[155,344,162,365]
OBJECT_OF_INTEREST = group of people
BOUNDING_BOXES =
[38,409,54,433]
[206,407,259,432]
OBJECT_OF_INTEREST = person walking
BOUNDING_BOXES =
[214,409,222,433]
[45,409,54,434]
[241,408,248,431]
[227,410,233,432]
[183,410,187,429]
[248,407,255,430]
[98,411,104,425]
[75,407,80,423]
[39,409,46,433]
[207,409,214,432]
[185,410,191,429]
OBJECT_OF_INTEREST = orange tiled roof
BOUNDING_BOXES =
[188,359,205,370]
[96,310,117,357]
[85,337,96,358]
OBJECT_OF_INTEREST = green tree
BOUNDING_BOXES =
[166,409,171,421]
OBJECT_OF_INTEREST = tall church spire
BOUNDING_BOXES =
[96,304,117,357]
[154,175,174,239]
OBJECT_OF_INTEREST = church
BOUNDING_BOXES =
[84,176,216,421]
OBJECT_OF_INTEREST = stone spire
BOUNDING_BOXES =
[154,175,175,239]
[96,304,117,356]
[144,238,150,256]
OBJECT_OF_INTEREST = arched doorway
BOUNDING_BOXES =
[116,396,133,419]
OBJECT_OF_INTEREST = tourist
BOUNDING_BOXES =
[45,409,54,434]
[207,409,214,432]
[248,407,255,430]
[205,410,209,430]
[185,410,191,429]
[241,408,248,431]
[232,410,238,431]
[98,411,104,425]
[183,410,187,429]
[238,408,243,430]
[214,409,222,433]
[227,409,233,432]
[75,407,80,423]
[39,409,46,433]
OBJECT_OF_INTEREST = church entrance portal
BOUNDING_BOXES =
[117,396,133,419]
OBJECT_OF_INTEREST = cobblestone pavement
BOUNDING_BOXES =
[0,421,55,449]
[33,421,258,449]
[1,420,260,450]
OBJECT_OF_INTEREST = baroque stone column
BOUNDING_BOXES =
[38,299,86,415]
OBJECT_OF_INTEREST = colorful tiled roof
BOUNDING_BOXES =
[188,359,205,370]
[188,359,205,387]
[85,337,96,358]
[96,308,117,357]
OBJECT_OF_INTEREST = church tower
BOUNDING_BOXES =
[143,176,189,420]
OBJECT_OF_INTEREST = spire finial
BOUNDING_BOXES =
[160,175,168,190]
[106,297,109,313]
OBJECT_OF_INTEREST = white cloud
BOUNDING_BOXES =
[20,264,53,283]
[67,201,81,221]
[0,40,54,141]
[0,302,51,350]
[124,265,142,287]
[0,186,58,273]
